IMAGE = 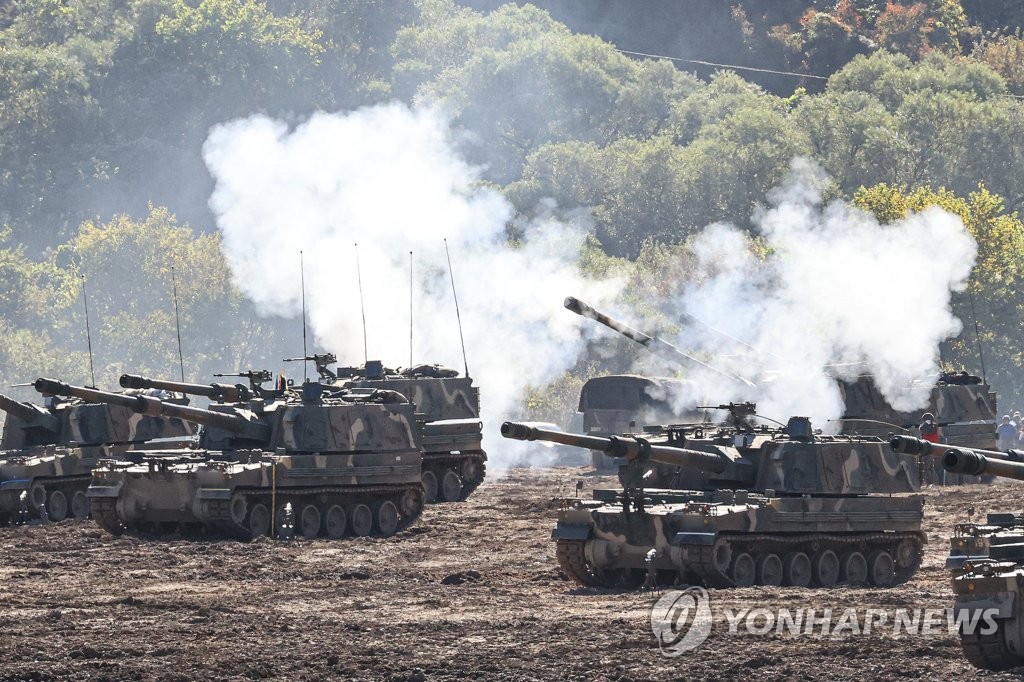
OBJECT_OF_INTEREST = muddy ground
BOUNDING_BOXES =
[0,468,1021,681]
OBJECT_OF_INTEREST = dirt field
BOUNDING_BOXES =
[0,468,1021,681]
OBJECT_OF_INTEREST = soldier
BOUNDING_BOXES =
[920,413,940,443]
[997,415,1017,451]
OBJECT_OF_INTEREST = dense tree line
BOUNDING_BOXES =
[1,0,1023,410]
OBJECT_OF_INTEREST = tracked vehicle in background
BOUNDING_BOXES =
[0,389,195,524]
[565,296,998,466]
[502,416,925,589]
[282,354,485,503]
[34,378,424,540]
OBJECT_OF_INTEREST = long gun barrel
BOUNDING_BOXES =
[564,297,755,388]
[889,435,1012,461]
[501,421,729,473]
[119,374,251,402]
[942,449,1024,480]
[0,393,60,431]
[34,378,269,441]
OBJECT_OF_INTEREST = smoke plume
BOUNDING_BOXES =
[651,159,977,427]
[203,103,620,473]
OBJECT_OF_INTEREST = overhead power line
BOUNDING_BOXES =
[617,49,829,80]
[618,48,1024,99]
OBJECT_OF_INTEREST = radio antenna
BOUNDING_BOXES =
[405,248,409,366]
[171,265,186,382]
[300,251,308,382]
[81,275,97,388]
[355,243,368,364]
[968,288,987,383]
[444,239,469,378]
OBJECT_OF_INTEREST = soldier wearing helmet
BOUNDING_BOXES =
[920,412,940,444]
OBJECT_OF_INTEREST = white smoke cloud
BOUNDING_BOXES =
[203,102,621,474]
[657,158,977,427]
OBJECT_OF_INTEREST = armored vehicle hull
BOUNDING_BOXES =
[89,446,424,539]
[555,489,924,588]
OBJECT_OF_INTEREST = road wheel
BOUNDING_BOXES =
[248,503,270,537]
[813,549,840,588]
[299,504,321,540]
[349,503,373,537]
[756,553,783,586]
[440,469,463,502]
[421,470,438,503]
[47,490,68,522]
[840,551,868,585]
[373,500,400,537]
[731,552,756,587]
[323,505,347,539]
[783,552,812,587]
[867,550,896,587]
[70,491,88,519]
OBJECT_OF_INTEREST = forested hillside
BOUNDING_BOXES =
[1,0,1023,416]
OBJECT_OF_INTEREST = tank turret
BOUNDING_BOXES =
[119,373,252,403]
[0,393,59,434]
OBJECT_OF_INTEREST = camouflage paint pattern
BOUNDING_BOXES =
[84,386,426,536]
[0,394,197,521]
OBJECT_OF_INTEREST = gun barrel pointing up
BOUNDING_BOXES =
[563,297,756,388]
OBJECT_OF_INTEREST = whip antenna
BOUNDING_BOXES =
[968,288,987,383]
[444,239,469,378]
[81,275,96,388]
[405,249,409,366]
[171,265,185,382]
[300,251,308,382]
[355,243,368,364]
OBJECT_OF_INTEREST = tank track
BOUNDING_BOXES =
[688,532,924,588]
[105,483,425,541]
[422,450,487,501]
[555,540,641,588]
[960,626,1024,671]
[557,532,924,589]
[5,475,93,524]
[89,497,125,536]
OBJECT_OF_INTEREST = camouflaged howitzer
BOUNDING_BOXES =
[34,378,425,540]
[503,418,925,589]
[296,356,485,503]
[0,386,196,525]
[918,450,1024,671]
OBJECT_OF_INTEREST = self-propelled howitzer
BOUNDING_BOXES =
[0,380,196,524]
[503,418,925,589]
[924,448,1024,671]
[59,378,425,540]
